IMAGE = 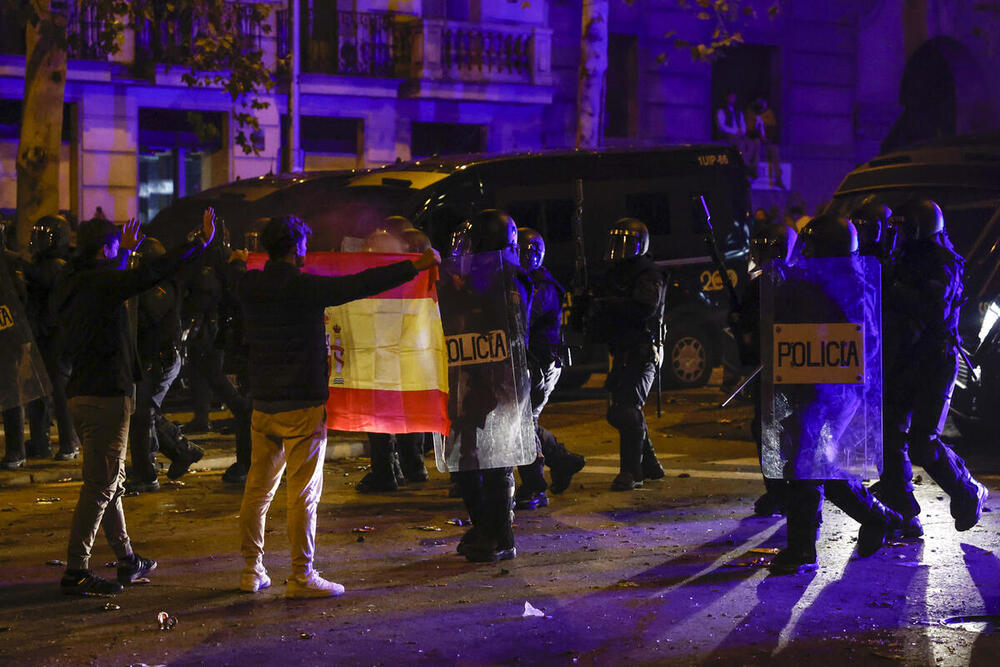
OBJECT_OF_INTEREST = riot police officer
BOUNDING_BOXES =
[737,221,797,516]
[878,200,988,537]
[126,238,205,493]
[850,197,892,259]
[23,215,79,460]
[770,214,902,574]
[514,227,585,509]
[450,209,531,562]
[591,219,666,491]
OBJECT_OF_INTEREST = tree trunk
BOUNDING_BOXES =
[576,0,609,149]
[16,4,68,251]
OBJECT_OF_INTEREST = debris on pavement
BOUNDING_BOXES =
[616,580,639,588]
[726,557,769,568]
[677,473,691,478]
[169,509,195,514]
[299,632,315,640]
[447,518,467,526]
[103,602,121,611]
[35,498,61,504]
[748,548,780,555]
[163,480,185,488]
[352,526,376,533]
[104,561,117,568]
[356,536,365,543]
[156,611,177,631]
[45,559,65,567]
[415,526,442,531]
[522,601,546,618]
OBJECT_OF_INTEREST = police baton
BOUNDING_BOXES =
[720,364,763,408]
[694,195,741,311]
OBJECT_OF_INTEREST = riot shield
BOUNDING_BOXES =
[760,255,881,480]
[0,256,51,410]
[434,251,535,472]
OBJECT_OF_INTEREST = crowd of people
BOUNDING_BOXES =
[0,192,989,596]
[716,91,785,189]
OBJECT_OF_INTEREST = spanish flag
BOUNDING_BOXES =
[247,252,449,434]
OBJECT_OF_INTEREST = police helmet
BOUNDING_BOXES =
[750,222,797,268]
[517,227,546,272]
[604,218,649,262]
[850,198,891,250]
[890,199,945,243]
[401,228,432,253]
[382,216,414,235]
[361,228,407,253]
[261,215,312,259]
[450,209,518,256]
[798,213,858,258]
[30,214,72,256]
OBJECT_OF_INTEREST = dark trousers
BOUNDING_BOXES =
[458,466,515,548]
[785,478,884,550]
[24,341,78,456]
[367,432,426,480]
[66,395,135,571]
[606,345,658,479]
[2,406,25,462]
[189,345,249,421]
[881,349,978,517]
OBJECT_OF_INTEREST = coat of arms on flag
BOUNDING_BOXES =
[247,252,449,434]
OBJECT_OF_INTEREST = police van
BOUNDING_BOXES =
[149,146,752,389]
[826,131,1000,438]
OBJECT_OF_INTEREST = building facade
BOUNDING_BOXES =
[0,0,997,224]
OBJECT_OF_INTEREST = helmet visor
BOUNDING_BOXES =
[604,228,640,261]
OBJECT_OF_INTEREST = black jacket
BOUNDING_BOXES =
[236,258,418,410]
[593,255,666,351]
[54,241,205,398]
[527,266,565,366]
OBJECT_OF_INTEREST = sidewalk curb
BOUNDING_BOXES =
[0,438,369,489]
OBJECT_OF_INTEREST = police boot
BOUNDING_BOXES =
[456,472,485,556]
[640,435,665,481]
[857,499,903,557]
[540,427,585,494]
[952,476,989,532]
[515,457,548,510]
[612,437,643,491]
[463,469,516,563]
[356,434,398,493]
[771,482,820,574]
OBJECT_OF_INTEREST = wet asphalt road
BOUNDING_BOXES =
[1,375,998,666]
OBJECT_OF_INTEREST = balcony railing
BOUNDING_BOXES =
[133,2,266,67]
[401,18,552,86]
[277,10,551,86]
[278,9,402,77]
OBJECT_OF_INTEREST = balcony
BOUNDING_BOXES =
[278,10,552,94]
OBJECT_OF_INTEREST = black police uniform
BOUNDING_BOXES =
[24,248,78,458]
[594,254,665,488]
[880,232,985,529]
[454,257,532,561]
[1,250,30,468]
[516,265,586,503]
[128,269,205,488]
[771,259,900,570]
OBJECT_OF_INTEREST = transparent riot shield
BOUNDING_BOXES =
[0,257,51,410]
[434,251,536,472]
[760,255,881,480]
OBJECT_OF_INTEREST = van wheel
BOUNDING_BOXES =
[663,326,712,388]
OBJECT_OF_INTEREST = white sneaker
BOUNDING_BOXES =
[239,565,271,593]
[285,571,345,599]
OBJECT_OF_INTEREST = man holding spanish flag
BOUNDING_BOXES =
[231,216,440,599]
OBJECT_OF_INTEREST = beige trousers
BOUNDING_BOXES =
[239,405,327,578]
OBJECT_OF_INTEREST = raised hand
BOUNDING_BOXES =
[413,247,441,272]
[201,207,217,247]
[120,217,145,252]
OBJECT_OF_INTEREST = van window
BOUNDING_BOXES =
[625,192,670,235]
[505,198,575,243]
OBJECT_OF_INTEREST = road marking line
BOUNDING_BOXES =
[707,457,761,467]
[583,464,762,481]
[585,454,684,462]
